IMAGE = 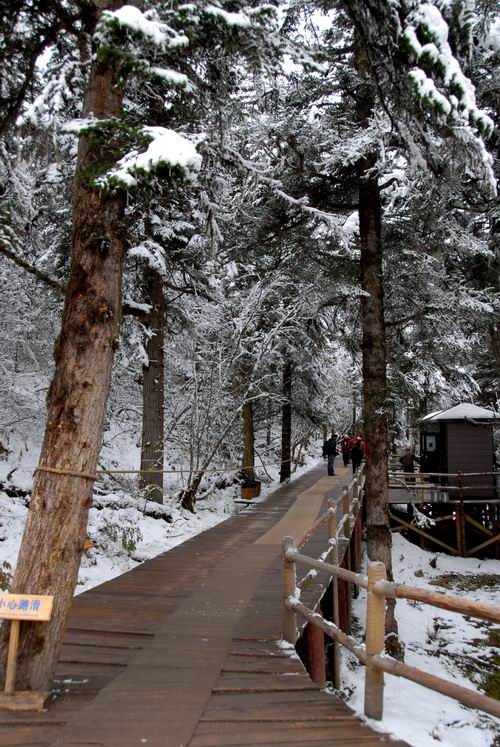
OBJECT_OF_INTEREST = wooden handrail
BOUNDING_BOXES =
[282,464,500,723]
[287,549,368,590]
[289,592,500,719]
[390,485,498,492]
[290,549,500,625]
[286,597,366,663]
[298,507,334,550]
[389,471,499,478]
[372,653,500,719]
[283,466,365,646]
[297,465,364,554]
[374,580,500,624]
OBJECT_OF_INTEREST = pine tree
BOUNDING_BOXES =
[1,0,280,690]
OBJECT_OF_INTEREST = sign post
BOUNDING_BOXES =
[0,592,54,711]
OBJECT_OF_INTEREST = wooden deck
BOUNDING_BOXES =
[0,463,410,747]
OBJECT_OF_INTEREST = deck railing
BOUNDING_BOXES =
[388,469,500,556]
[282,476,500,721]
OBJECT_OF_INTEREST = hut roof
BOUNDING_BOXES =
[421,403,499,422]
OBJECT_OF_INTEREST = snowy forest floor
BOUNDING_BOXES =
[338,533,500,747]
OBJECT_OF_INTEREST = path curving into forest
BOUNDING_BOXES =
[0,463,410,747]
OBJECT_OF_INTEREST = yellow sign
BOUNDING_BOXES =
[0,593,53,622]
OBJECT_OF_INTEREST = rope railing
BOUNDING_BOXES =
[281,522,500,721]
[34,458,300,481]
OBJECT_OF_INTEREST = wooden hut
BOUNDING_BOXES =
[420,403,499,499]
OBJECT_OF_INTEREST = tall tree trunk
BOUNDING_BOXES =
[279,361,292,483]
[355,40,400,654]
[0,1,127,691]
[358,162,391,564]
[241,401,255,482]
[140,268,165,503]
[358,154,401,650]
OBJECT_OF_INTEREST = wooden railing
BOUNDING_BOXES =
[282,479,500,721]
[388,470,500,557]
[283,466,365,687]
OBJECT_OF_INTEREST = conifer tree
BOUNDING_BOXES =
[1,0,279,690]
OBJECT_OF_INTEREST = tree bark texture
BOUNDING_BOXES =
[358,155,400,648]
[181,471,203,514]
[354,40,399,649]
[140,268,165,503]
[0,1,127,691]
[279,361,292,483]
[241,401,255,482]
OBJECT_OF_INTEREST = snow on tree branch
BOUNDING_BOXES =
[403,4,493,137]
[97,127,203,190]
[97,5,189,50]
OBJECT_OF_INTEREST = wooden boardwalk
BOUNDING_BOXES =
[0,463,409,747]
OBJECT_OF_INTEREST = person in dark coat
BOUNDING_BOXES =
[399,446,420,483]
[340,434,352,467]
[350,437,364,474]
[322,434,338,476]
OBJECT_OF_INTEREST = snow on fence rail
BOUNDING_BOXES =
[281,474,500,721]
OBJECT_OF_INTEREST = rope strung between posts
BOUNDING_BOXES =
[34,458,297,481]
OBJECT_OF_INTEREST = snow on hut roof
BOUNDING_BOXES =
[421,403,499,422]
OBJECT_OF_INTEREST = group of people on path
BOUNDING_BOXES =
[322,432,365,476]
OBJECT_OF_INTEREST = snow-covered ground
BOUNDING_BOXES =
[0,436,321,593]
[339,534,500,747]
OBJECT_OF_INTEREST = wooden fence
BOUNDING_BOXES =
[281,470,500,721]
[389,470,500,557]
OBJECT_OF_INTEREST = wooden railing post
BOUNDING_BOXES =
[342,485,353,629]
[306,622,326,688]
[457,471,466,557]
[364,561,386,720]
[356,490,363,571]
[282,536,297,644]
[4,620,20,696]
[351,492,360,598]
[342,486,350,539]
[352,477,359,504]
[328,500,341,689]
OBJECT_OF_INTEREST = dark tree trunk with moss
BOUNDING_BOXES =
[241,400,255,482]
[279,361,292,483]
[140,268,165,503]
[0,0,127,691]
[355,40,400,653]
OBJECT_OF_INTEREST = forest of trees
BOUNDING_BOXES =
[0,0,498,690]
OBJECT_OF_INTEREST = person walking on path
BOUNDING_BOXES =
[350,437,364,474]
[340,434,352,467]
[399,446,420,483]
[322,433,338,476]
